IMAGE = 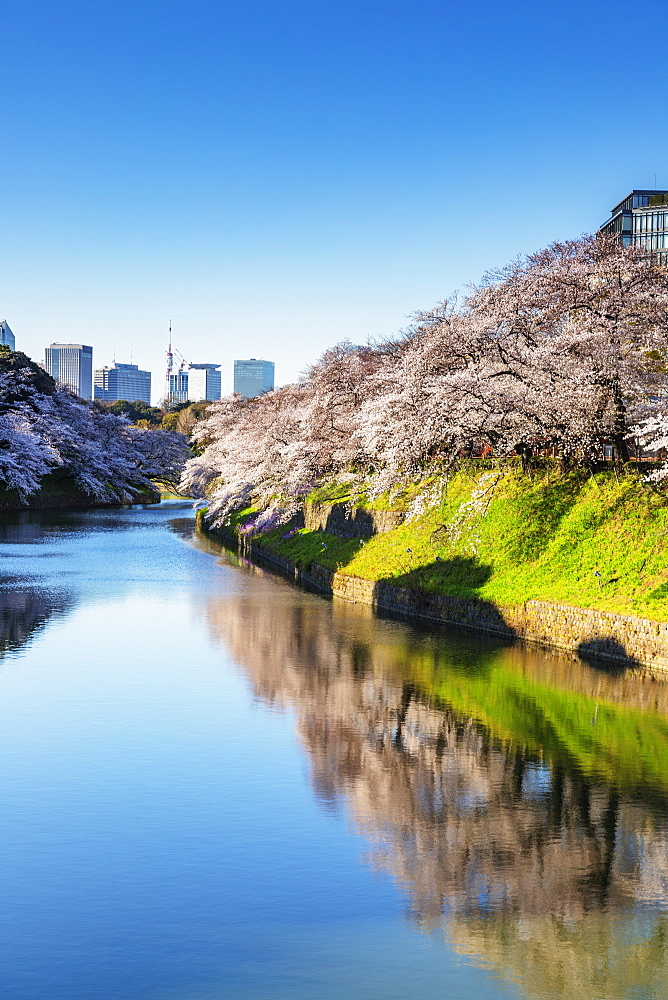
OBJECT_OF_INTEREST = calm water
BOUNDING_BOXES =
[1,502,668,1000]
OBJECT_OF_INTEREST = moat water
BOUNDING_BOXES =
[1,500,668,1000]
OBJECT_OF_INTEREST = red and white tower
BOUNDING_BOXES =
[164,322,174,405]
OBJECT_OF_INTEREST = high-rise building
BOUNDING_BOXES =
[599,190,668,259]
[187,363,221,402]
[168,369,189,405]
[45,344,93,399]
[233,359,275,398]
[0,321,15,351]
[94,362,151,404]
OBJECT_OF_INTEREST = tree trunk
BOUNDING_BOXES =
[612,383,631,464]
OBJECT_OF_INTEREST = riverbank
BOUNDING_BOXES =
[0,472,160,510]
[198,467,668,672]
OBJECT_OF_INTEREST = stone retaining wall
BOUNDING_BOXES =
[323,572,668,673]
[303,501,404,538]
[201,517,668,673]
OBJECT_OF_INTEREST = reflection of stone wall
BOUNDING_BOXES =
[502,641,668,713]
[203,572,668,997]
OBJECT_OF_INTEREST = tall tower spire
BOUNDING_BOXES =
[164,321,173,405]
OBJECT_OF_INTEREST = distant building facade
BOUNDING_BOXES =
[168,369,189,405]
[45,343,93,399]
[94,362,151,404]
[599,190,668,260]
[187,363,221,402]
[0,321,15,351]
[233,359,275,398]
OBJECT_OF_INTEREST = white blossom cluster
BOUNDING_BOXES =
[0,367,189,501]
[182,235,668,528]
[443,472,503,555]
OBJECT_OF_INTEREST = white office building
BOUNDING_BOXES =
[187,364,221,402]
[45,344,93,399]
[168,369,189,405]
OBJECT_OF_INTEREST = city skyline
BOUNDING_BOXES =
[0,328,274,405]
[5,181,662,405]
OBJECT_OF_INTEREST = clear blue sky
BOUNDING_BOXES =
[2,0,666,401]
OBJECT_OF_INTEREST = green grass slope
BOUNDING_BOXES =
[253,468,668,621]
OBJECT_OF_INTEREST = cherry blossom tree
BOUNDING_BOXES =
[0,372,60,497]
[631,404,668,480]
[463,234,668,462]
[181,344,388,529]
[185,234,668,530]
[0,361,190,502]
[181,386,311,528]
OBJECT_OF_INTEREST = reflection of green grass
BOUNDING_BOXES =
[250,469,668,620]
[402,650,668,798]
[202,502,668,800]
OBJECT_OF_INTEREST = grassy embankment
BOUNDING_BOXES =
[229,466,668,622]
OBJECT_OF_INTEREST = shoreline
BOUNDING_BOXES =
[199,514,668,675]
[0,484,161,512]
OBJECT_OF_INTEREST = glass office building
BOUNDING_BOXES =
[233,359,275,398]
[94,362,151,404]
[187,364,221,402]
[45,344,93,399]
[0,321,15,351]
[599,190,668,260]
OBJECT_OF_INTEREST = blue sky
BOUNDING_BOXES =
[2,0,666,400]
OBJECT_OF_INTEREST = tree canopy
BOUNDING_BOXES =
[181,235,668,529]
[0,351,190,500]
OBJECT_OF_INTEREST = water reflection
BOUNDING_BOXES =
[0,503,199,669]
[201,538,668,1000]
[0,587,73,659]
[0,508,161,663]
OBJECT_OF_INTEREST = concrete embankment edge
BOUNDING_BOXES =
[201,518,668,674]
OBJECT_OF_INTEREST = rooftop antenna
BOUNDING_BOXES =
[165,321,174,405]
